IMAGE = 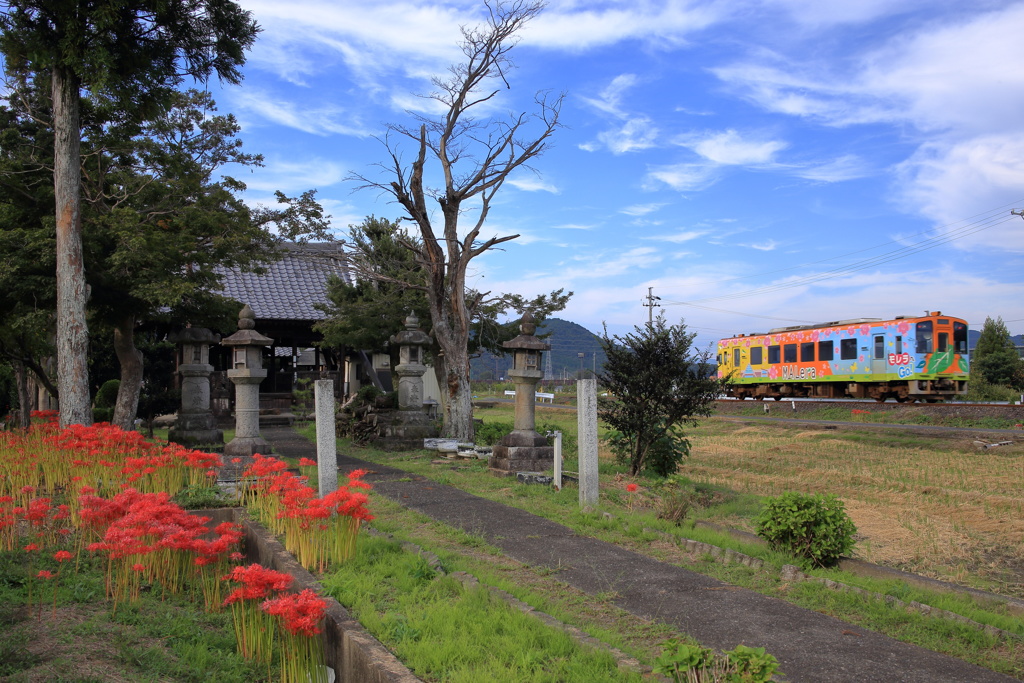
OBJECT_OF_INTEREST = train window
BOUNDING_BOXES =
[937,333,948,352]
[840,338,857,360]
[783,344,797,363]
[768,345,780,364]
[733,348,741,366]
[873,335,884,359]
[750,346,763,365]
[895,336,902,354]
[916,321,933,353]
[953,322,968,353]
[818,341,834,361]
[800,342,815,362]
[938,319,949,325]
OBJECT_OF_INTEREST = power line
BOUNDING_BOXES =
[660,198,1024,295]
[663,212,1015,307]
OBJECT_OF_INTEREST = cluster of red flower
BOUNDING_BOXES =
[239,453,373,572]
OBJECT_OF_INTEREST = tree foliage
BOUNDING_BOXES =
[597,317,725,477]
[351,0,563,439]
[971,316,1024,390]
[0,0,259,427]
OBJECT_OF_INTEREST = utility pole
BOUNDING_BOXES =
[643,286,661,326]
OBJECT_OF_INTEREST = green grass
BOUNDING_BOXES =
[0,549,269,682]
[301,415,1024,678]
[319,532,643,682]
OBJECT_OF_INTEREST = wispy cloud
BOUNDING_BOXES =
[508,175,561,194]
[552,223,597,230]
[794,154,871,182]
[644,163,719,192]
[234,90,372,137]
[243,158,346,193]
[642,230,706,244]
[677,129,787,165]
[621,202,667,216]
[739,240,779,251]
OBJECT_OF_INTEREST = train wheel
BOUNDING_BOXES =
[895,396,908,403]
[773,396,782,401]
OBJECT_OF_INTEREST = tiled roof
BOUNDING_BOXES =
[216,242,351,322]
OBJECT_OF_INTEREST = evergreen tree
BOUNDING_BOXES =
[597,317,726,477]
[972,317,1024,390]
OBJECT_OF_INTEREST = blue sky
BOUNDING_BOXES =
[208,0,1024,350]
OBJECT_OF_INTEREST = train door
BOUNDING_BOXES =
[871,334,887,375]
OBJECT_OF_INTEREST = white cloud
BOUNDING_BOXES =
[508,175,561,194]
[642,230,706,244]
[677,129,787,165]
[644,163,719,192]
[794,154,871,182]
[243,158,346,193]
[597,117,659,154]
[621,202,667,216]
[552,223,597,230]
[234,90,372,137]
[894,137,1024,253]
[740,240,778,251]
[580,73,641,118]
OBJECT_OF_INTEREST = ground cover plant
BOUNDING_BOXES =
[0,412,343,683]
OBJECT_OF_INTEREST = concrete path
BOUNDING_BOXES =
[262,426,1019,683]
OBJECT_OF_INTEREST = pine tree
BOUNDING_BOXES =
[972,317,1024,390]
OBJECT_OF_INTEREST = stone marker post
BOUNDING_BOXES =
[577,378,599,508]
[314,379,338,496]
[552,431,563,491]
[168,327,222,448]
[221,305,273,479]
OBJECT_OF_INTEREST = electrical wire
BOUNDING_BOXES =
[662,211,1016,306]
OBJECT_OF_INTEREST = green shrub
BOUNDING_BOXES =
[95,379,120,408]
[756,492,856,568]
[654,641,780,682]
[475,421,514,446]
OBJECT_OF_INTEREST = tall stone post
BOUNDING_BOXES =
[577,378,599,508]
[489,312,554,474]
[314,379,338,496]
[168,328,223,448]
[221,305,273,480]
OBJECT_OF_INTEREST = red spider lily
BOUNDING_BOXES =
[223,563,292,664]
[626,483,639,493]
[263,589,328,683]
[298,458,317,468]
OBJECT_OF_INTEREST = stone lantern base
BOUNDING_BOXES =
[168,412,223,449]
[374,410,439,451]
[488,430,554,475]
[220,436,273,481]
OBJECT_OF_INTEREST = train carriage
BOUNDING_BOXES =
[716,311,969,402]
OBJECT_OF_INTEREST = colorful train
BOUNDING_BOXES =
[716,311,969,402]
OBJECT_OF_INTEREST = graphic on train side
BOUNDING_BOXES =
[716,311,968,402]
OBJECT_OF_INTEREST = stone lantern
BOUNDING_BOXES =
[391,312,431,411]
[489,312,554,474]
[168,327,222,447]
[375,313,439,450]
[221,305,273,475]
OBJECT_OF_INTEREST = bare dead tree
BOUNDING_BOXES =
[351,0,563,440]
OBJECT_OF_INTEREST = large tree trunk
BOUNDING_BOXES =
[112,314,143,430]
[431,294,474,441]
[52,66,92,427]
[12,360,32,429]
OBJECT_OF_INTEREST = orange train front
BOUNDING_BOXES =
[716,312,969,402]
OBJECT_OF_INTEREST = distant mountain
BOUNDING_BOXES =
[470,317,607,381]
[967,329,1024,351]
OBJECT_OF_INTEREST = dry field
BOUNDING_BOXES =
[684,420,1024,595]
